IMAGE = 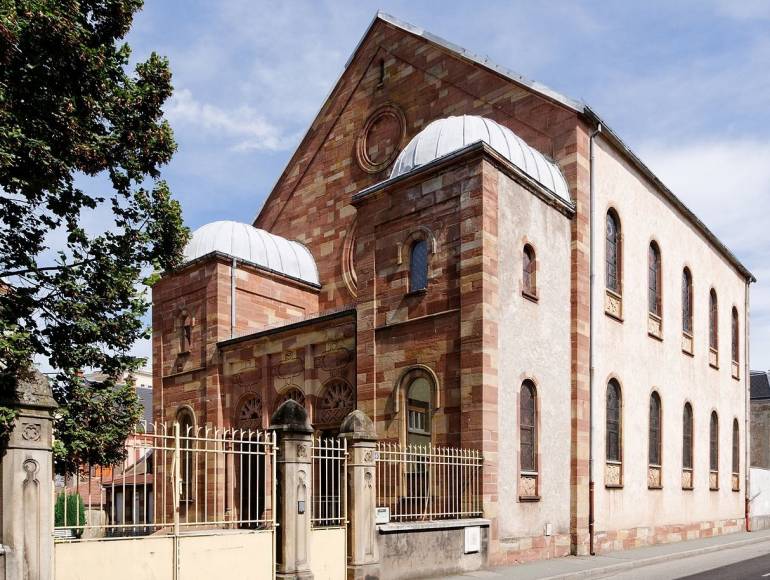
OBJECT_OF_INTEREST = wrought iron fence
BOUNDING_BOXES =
[375,443,482,522]
[54,422,276,540]
[311,436,347,528]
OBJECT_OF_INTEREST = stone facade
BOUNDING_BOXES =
[153,12,753,570]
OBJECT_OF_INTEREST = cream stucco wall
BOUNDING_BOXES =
[496,171,573,540]
[591,137,749,534]
[310,527,346,580]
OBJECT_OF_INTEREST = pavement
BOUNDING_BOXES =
[439,529,770,580]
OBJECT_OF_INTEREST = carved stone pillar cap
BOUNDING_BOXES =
[0,368,57,411]
[269,399,312,433]
[339,410,377,442]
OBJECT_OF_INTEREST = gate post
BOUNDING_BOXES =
[270,400,314,580]
[0,369,57,580]
[340,411,379,580]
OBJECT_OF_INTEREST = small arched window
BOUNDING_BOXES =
[409,239,429,293]
[176,407,195,503]
[732,307,740,364]
[732,419,740,475]
[648,242,662,316]
[179,310,192,353]
[519,381,537,473]
[649,392,662,468]
[683,403,693,471]
[606,210,621,294]
[710,411,719,490]
[682,268,693,334]
[522,244,537,296]
[606,380,622,464]
[406,377,431,447]
[709,289,719,350]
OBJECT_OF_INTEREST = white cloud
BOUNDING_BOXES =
[639,138,770,369]
[165,88,294,152]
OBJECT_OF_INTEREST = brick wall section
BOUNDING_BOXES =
[593,518,744,554]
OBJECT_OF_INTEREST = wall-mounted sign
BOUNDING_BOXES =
[375,507,390,525]
[464,526,481,554]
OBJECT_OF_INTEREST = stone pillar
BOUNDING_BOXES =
[270,400,313,580]
[0,369,57,580]
[339,410,379,580]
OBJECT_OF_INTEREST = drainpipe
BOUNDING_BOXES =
[231,257,237,338]
[745,278,751,531]
[588,122,602,556]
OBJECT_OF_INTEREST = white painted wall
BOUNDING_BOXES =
[591,137,749,533]
[750,468,770,517]
[496,171,573,540]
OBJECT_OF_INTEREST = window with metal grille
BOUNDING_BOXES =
[710,411,719,472]
[406,377,431,447]
[606,211,621,293]
[606,380,622,463]
[648,242,661,315]
[176,407,195,503]
[683,403,693,470]
[522,244,536,296]
[519,381,537,473]
[710,289,719,350]
[732,307,739,363]
[732,419,739,474]
[409,239,428,292]
[649,392,662,467]
[682,268,693,334]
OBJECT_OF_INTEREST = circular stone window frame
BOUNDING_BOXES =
[355,103,406,174]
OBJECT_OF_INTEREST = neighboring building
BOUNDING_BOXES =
[751,371,770,468]
[152,13,754,565]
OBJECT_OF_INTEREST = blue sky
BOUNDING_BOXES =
[121,0,770,369]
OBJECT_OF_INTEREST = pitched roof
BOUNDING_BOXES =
[751,371,770,400]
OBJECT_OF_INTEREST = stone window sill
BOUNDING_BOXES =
[405,289,427,298]
[605,484,624,490]
[519,495,541,502]
[522,290,539,303]
[605,289,623,322]
[648,485,663,490]
[682,486,694,491]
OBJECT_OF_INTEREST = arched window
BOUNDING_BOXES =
[648,242,662,316]
[606,380,622,463]
[520,381,537,473]
[406,377,431,446]
[649,392,662,467]
[606,210,621,293]
[710,411,719,490]
[732,418,740,475]
[522,244,537,296]
[709,289,719,350]
[683,403,693,471]
[732,307,740,364]
[176,407,195,504]
[179,310,192,353]
[409,239,429,293]
[682,268,693,335]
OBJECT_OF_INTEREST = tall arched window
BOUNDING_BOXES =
[409,239,429,293]
[406,377,431,447]
[732,419,740,491]
[606,210,621,294]
[522,244,537,297]
[682,268,693,335]
[709,289,719,350]
[649,392,662,467]
[519,381,537,473]
[606,379,623,486]
[648,242,662,316]
[710,411,719,490]
[682,403,693,489]
[732,307,740,364]
[176,407,195,504]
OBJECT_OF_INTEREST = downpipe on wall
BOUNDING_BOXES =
[588,122,602,556]
[745,279,751,531]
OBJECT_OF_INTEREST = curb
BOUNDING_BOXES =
[541,534,770,580]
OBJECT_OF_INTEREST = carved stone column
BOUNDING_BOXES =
[270,400,314,580]
[339,410,379,580]
[1,369,57,580]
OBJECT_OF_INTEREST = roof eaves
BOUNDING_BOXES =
[582,106,756,284]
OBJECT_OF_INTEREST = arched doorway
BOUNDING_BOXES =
[235,393,266,528]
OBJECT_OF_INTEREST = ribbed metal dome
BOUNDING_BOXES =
[390,115,570,202]
[184,221,319,285]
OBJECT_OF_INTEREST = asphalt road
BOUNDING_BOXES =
[677,552,770,580]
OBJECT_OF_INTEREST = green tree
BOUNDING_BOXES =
[0,1,189,472]
[54,492,86,538]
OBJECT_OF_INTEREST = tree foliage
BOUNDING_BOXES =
[55,492,86,537]
[0,1,188,470]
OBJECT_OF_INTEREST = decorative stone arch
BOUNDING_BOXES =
[341,216,359,298]
[316,378,356,428]
[393,365,441,414]
[176,308,194,354]
[175,405,197,434]
[275,386,306,413]
[235,392,264,431]
[396,227,438,266]
[395,365,440,447]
